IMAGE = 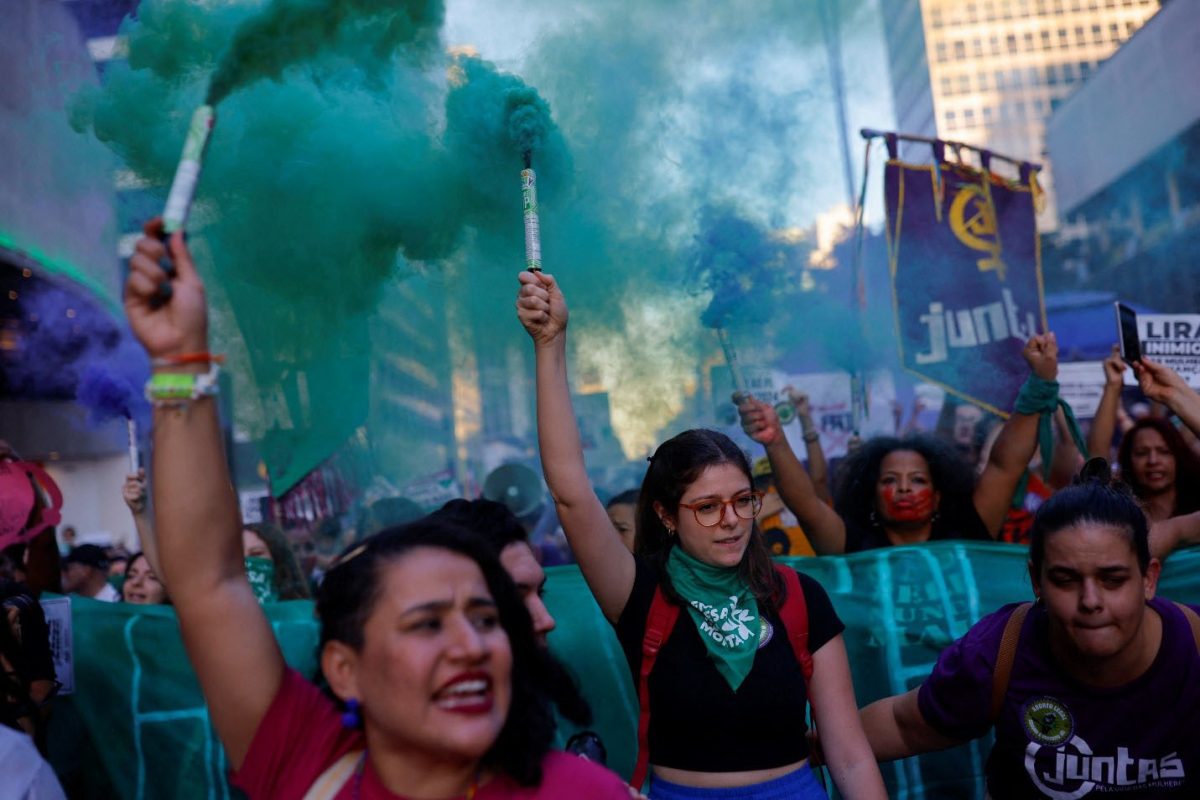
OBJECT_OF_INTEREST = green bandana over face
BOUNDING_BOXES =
[665,545,761,691]
[245,557,278,604]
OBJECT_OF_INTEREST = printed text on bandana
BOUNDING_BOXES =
[689,595,757,647]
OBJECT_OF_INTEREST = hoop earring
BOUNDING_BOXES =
[869,509,881,528]
[341,698,362,729]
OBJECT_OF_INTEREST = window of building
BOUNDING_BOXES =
[995,70,1007,88]
[978,72,990,90]
[1046,64,1060,85]
[984,1,996,21]
[1080,61,1092,79]
[1010,68,1023,87]
[1058,28,1069,47]
[936,42,948,63]
[1091,24,1102,43]
[967,3,978,22]
[946,110,958,131]
[1041,30,1052,49]
[931,8,943,27]
[1075,26,1085,43]
[954,40,966,59]
[1014,101,1026,119]
[1062,62,1077,81]
[983,106,994,123]
[963,108,976,127]
[989,35,1000,54]
[1109,23,1120,41]
[1006,34,1018,53]
[958,74,971,93]
[941,76,953,95]
[1023,32,1035,50]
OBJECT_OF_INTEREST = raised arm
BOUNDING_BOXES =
[974,334,1059,537]
[787,388,833,505]
[516,271,634,622]
[126,219,282,768]
[122,469,162,579]
[1087,346,1126,461]
[738,396,847,554]
[1134,357,1200,438]
[860,688,962,762]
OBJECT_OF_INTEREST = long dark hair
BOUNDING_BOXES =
[1116,417,1200,516]
[244,522,311,600]
[1029,458,1150,577]
[833,434,980,541]
[122,552,170,605]
[316,518,556,786]
[635,429,781,612]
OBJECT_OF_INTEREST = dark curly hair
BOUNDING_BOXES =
[315,518,557,786]
[635,429,782,612]
[1116,417,1200,517]
[1030,457,1150,577]
[833,434,983,548]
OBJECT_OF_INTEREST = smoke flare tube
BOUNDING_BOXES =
[520,151,542,272]
[715,326,747,398]
[127,418,139,472]
[162,105,216,234]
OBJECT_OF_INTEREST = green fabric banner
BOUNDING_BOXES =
[45,543,1200,799]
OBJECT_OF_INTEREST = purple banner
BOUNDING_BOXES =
[885,159,1047,416]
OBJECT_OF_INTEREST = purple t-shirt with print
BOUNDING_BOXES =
[918,597,1200,798]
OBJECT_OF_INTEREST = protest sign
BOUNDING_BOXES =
[1121,314,1200,389]
[886,155,1046,417]
[712,367,895,459]
[1055,361,1106,419]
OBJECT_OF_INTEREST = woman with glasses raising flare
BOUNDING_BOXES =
[517,271,886,800]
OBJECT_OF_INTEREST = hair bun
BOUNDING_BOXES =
[1077,457,1114,485]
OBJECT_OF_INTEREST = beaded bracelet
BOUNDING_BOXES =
[150,352,225,369]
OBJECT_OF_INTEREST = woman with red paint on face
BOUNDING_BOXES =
[738,335,1065,553]
[122,222,631,799]
[859,460,1200,798]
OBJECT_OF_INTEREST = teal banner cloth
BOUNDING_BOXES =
[46,543,1200,799]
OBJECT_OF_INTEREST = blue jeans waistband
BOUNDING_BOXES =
[648,764,828,800]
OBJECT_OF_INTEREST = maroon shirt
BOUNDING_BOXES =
[232,668,629,799]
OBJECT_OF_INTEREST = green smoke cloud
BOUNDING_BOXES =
[74,0,884,491]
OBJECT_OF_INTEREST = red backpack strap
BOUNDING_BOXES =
[630,586,680,791]
[775,565,813,682]
[990,602,1033,722]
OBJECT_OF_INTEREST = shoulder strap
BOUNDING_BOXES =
[302,750,363,800]
[630,586,680,791]
[774,565,813,682]
[990,602,1033,722]
[1172,602,1200,655]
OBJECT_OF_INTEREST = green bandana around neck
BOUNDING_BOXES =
[245,557,279,604]
[665,545,762,691]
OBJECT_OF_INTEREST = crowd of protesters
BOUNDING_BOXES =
[2,234,1200,798]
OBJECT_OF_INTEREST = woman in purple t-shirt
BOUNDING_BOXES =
[860,460,1200,798]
